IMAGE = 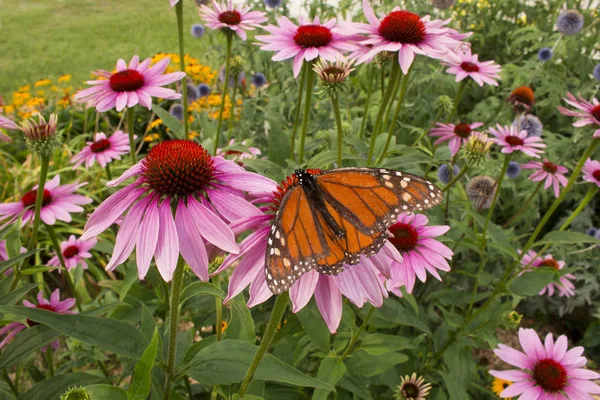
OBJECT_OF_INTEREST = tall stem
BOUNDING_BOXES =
[298,64,315,163]
[378,67,412,163]
[214,33,233,155]
[127,108,136,164]
[331,95,344,167]
[482,155,511,237]
[227,79,239,142]
[214,274,223,342]
[442,164,469,192]
[359,66,376,140]
[238,293,289,396]
[105,163,113,182]
[175,1,189,139]
[502,180,544,228]
[46,225,82,311]
[447,80,468,123]
[163,258,186,400]
[367,61,400,165]
[290,66,307,159]
[45,347,55,377]
[341,307,375,360]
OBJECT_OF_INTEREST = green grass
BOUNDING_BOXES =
[0,0,207,95]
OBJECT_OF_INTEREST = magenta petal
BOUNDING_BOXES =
[224,249,263,302]
[136,197,160,279]
[248,270,273,308]
[290,269,319,313]
[187,198,239,254]
[314,276,342,334]
[154,200,179,282]
[175,200,209,281]
[207,189,262,222]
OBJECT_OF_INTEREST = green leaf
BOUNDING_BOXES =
[128,328,160,400]
[312,356,346,400]
[360,334,424,356]
[86,385,128,400]
[537,231,600,245]
[346,351,408,377]
[0,306,148,359]
[187,339,333,389]
[0,283,39,306]
[338,373,373,400]
[0,250,40,275]
[224,293,256,343]
[400,287,419,315]
[151,104,184,138]
[508,269,557,297]
[470,213,516,258]
[232,395,264,400]
[180,282,225,307]
[17,373,103,400]
[296,302,331,352]
[440,371,469,400]
[0,325,60,369]
[242,159,286,182]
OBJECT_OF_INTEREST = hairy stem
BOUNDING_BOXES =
[214,33,233,155]
[298,64,316,163]
[163,258,186,400]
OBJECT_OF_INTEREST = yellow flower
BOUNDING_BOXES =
[35,90,46,97]
[188,131,200,140]
[18,84,31,92]
[34,79,52,87]
[148,119,163,130]
[220,321,228,334]
[3,105,15,114]
[491,377,512,399]
[58,74,72,83]
[144,133,160,142]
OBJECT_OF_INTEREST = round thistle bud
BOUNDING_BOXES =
[586,227,598,237]
[556,10,584,35]
[506,161,521,178]
[169,104,184,121]
[191,24,206,38]
[187,83,200,102]
[593,64,600,81]
[537,48,553,62]
[466,176,497,209]
[503,311,523,330]
[264,0,283,8]
[60,386,92,400]
[435,95,454,117]
[198,83,211,97]
[20,113,60,156]
[462,131,493,167]
[514,114,543,138]
[431,0,455,9]
[437,164,460,185]
[252,73,267,88]
[313,56,355,97]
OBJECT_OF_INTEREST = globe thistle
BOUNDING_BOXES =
[593,64,600,81]
[187,83,200,102]
[60,386,92,400]
[437,164,460,185]
[462,131,493,166]
[434,95,454,118]
[395,373,432,400]
[506,161,521,178]
[313,55,355,97]
[191,23,206,38]
[264,0,282,8]
[169,103,184,121]
[466,176,497,210]
[586,227,598,237]
[194,0,209,5]
[556,10,584,35]
[198,83,211,97]
[514,114,543,138]
[431,0,455,9]
[509,86,535,112]
[252,73,267,88]
[219,62,245,87]
[537,47,553,62]
[20,113,60,156]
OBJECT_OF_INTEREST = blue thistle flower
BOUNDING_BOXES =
[264,0,283,8]
[537,48,553,62]
[514,114,543,138]
[507,161,521,178]
[169,104,184,121]
[198,84,211,97]
[593,64,600,81]
[252,73,267,88]
[437,164,460,185]
[556,10,584,35]
[187,83,199,102]
[586,227,598,237]
[190,24,205,38]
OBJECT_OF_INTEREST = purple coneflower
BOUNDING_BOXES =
[48,235,97,272]
[80,140,275,281]
[558,93,600,138]
[74,56,186,112]
[445,48,501,87]
[71,131,131,169]
[520,251,575,297]
[216,139,261,163]
[429,122,484,157]
[397,373,432,399]
[0,113,17,142]
[200,0,267,41]
[521,160,568,197]
[488,124,546,158]
[582,158,600,187]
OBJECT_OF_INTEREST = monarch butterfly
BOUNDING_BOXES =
[265,167,444,294]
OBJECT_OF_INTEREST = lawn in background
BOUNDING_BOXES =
[0,0,209,95]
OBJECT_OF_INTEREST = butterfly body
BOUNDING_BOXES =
[265,167,443,294]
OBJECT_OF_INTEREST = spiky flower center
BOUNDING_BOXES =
[510,86,535,108]
[218,10,242,25]
[593,169,600,181]
[22,189,52,208]
[294,25,333,48]
[505,135,524,147]
[401,382,420,398]
[63,245,80,259]
[27,304,56,327]
[454,123,472,138]
[141,140,215,197]
[539,258,559,269]
[389,222,419,252]
[90,138,111,153]
[109,70,145,93]
[533,359,567,392]
[379,11,425,44]
[324,66,345,77]
[542,161,558,174]
[591,104,600,122]
[460,61,480,72]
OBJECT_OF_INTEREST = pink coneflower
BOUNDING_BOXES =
[71,131,131,169]
[74,56,186,113]
[520,250,575,297]
[200,0,267,41]
[445,48,501,87]
[80,140,275,281]
[582,158,600,187]
[0,113,18,142]
[522,159,568,197]
[169,0,179,6]
[256,16,355,77]
[216,139,261,164]
[429,122,484,157]
[0,289,75,351]
[398,373,432,400]
[385,213,452,294]
[0,175,91,229]
[48,235,98,272]
[344,0,466,73]
[558,93,600,138]
[488,124,546,158]
[489,328,600,398]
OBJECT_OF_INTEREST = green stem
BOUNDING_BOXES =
[238,293,289,396]
[105,163,113,182]
[45,347,55,377]
[358,65,376,140]
[377,67,412,163]
[227,79,239,142]
[214,34,233,154]
[442,164,469,192]
[290,66,307,159]
[163,258,186,400]
[341,306,375,360]
[214,274,223,341]
[46,225,82,312]
[127,108,136,164]
[502,180,544,228]
[175,1,189,139]
[447,80,468,123]
[482,155,511,237]
[298,64,316,163]
[331,95,344,167]
[367,61,400,165]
